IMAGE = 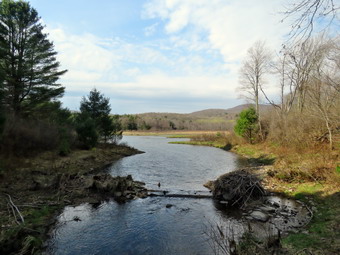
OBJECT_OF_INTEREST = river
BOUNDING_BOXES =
[44,136,265,254]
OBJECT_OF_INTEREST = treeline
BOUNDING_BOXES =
[118,112,235,131]
[236,35,340,150]
[0,0,121,156]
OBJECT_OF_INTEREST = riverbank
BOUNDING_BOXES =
[0,143,143,254]
[164,131,340,254]
[123,130,227,138]
[231,143,340,254]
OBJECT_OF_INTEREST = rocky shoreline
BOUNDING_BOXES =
[0,144,144,255]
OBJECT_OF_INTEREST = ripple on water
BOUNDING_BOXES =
[46,136,307,255]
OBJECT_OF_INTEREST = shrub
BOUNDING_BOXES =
[0,115,60,156]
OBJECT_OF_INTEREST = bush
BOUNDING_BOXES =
[57,127,74,156]
[0,115,59,156]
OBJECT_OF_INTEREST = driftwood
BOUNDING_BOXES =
[208,169,266,208]
[5,194,25,224]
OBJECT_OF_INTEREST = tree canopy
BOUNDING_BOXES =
[78,88,122,146]
[0,0,67,115]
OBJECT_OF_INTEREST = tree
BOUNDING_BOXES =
[239,41,271,115]
[304,37,340,149]
[126,115,138,130]
[79,88,121,143]
[75,112,98,149]
[0,0,67,115]
[283,0,339,42]
[0,65,5,138]
[238,41,271,139]
[234,107,258,144]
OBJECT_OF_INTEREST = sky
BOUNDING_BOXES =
[27,0,292,114]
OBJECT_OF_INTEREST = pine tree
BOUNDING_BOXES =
[234,107,258,143]
[0,0,67,115]
[79,88,122,144]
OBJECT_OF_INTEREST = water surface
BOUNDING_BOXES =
[46,136,252,255]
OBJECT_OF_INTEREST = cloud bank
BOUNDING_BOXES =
[45,0,290,114]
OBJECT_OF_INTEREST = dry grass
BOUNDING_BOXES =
[123,130,225,137]
[232,141,339,185]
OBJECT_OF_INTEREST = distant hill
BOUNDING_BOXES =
[224,104,272,114]
[188,104,271,118]
[189,109,229,118]
[120,104,272,131]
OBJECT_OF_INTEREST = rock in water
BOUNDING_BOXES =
[249,210,270,222]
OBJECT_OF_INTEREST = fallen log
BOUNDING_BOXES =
[148,190,212,199]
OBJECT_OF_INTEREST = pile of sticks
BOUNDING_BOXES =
[213,169,266,208]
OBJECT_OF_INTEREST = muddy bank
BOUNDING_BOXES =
[0,144,143,255]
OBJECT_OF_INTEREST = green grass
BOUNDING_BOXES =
[232,145,258,157]
[166,134,193,138]
[169,140,232,150]
[25,205,57,226]
[281,192,340,254]
[290,183,324,200]
[232,145,276,166]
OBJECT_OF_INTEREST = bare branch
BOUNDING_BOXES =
[282,0,339,43]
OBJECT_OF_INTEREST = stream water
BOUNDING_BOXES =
[45,136,309,255]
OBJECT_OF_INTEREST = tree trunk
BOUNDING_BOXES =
[325,119,333,150]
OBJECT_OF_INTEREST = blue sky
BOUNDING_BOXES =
[28,0,292,114]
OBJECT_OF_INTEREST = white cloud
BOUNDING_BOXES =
[143,0,290,62]
[144,22,159,36]
[48,28,116,73]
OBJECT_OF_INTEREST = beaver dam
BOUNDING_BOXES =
[45,136,311,255]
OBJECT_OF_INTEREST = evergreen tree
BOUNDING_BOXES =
[80,88,110,122]
[126,115,138,130]
[234,107,258,143]
[0,0,67,115]
[0,64,5,137]
[79,88,122,144]
[75,112,98,149]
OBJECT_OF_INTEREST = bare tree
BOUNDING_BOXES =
[305,37,340,149]
[273,37,328,113]
[282,0,339,42]
[269,35,339,149]
[306,77,339,149]
[238,41,272,138]
[238,41,272,116]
